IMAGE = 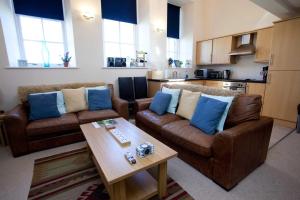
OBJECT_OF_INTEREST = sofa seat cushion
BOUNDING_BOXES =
[136,109,181,133]
[161,120,215,157]
[26,113,79,137]
[77,110,119,124]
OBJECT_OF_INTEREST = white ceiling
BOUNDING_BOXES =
[250,0,300,19]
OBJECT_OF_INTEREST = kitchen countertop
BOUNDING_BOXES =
[148,78,266,84]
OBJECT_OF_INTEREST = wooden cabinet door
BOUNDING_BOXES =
[212,36,234,64]
[270,18,300,70]
[255,27,273,63]
[246,83,266,102]
[262,71,300,122]
[148,81,162,97]
[205,81,223,89]
[196,40,212,65]
[186,80,205,85]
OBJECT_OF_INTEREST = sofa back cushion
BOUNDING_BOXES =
[190,96,228,135]
[18,82,107,103]
[225,94,262,128]
[176,90,201,120]
[28,93,61,120]
[62,87,87,113]
[161,83,241,96]
[88,89,112,111]
[149,92,172,115]
[161,87,181,114]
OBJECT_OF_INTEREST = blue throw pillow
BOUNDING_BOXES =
[190,96,228,135]
[201,94,234,132]
[28,93,61,120]
[31,91,66,115]
[88,89,112,111]
[149,91,172,115]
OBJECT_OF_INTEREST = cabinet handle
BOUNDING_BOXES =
[267,73,272,84]
[270,54,273,65]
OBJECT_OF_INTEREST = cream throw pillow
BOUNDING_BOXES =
[62,87,87,113]
[176,90,201,120]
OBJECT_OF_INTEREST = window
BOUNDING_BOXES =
[167,37,180,60]
[166,3,180,63]
[16,15,66,66]
[103,19,136,66]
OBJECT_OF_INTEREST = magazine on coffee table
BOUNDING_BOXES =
[92,119,117,129]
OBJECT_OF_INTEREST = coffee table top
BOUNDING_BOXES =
[80,118,177,185]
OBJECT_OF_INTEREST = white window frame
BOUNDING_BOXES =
[167,37,180,61]
[14,14,68,67]
[102,19,137,67]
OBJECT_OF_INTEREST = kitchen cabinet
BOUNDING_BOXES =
[185,80,205,85]
[205,80,223,89]
[269,18,300,70]
[196,40,213,65]
[148,81,162,97]
[262,71,300,124]
[212,36,235,64]
[255,27,273,63]
[246,83,266,102]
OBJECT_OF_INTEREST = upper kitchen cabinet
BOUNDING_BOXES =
[270,18,300,70]
[196,36,235,65]
[255,27,273,63]
[212,36,235,64]
[196,40,213,65]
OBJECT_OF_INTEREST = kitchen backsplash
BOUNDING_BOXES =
[198,55,267,80]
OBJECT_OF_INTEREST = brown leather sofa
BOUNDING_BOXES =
[4,82,128,157]
[135,83,273,190]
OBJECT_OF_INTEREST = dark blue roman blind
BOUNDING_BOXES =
[101,0,137,24]
[13,0,64,20]
[167,3,180,39]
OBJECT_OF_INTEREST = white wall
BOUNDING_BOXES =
[0,0,151,111]
[194,0,280,41]
[0,0,281,111]
[193,0,280,80]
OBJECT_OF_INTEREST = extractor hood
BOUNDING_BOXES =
[229,33,255,56]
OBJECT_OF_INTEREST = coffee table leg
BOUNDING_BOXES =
[158,161,167,199]
[110,180,126,200]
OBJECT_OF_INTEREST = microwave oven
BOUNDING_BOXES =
[194,69,213,78]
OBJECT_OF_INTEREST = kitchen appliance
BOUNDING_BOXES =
[223,82,246,93]
[260,66,268,82]
[229,33,255,56]
[208,71,222,79]
[223,70,231,79]
[194,69,212,78]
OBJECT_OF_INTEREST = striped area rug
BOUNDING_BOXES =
[28,148,193,200]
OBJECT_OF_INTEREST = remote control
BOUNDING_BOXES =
[109,129,131,145]
[125,152,136,165]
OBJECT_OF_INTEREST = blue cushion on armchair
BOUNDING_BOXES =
[149,91,172,115]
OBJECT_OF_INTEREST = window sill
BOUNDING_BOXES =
[102,67,149,69]
[5,66,79,69]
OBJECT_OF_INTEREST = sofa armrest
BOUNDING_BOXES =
[134,98,153,112]
[212,117,273,190]
[4,104,29,157]
[112,97,129,120]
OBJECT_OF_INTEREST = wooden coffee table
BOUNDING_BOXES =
[80,117,177,200]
